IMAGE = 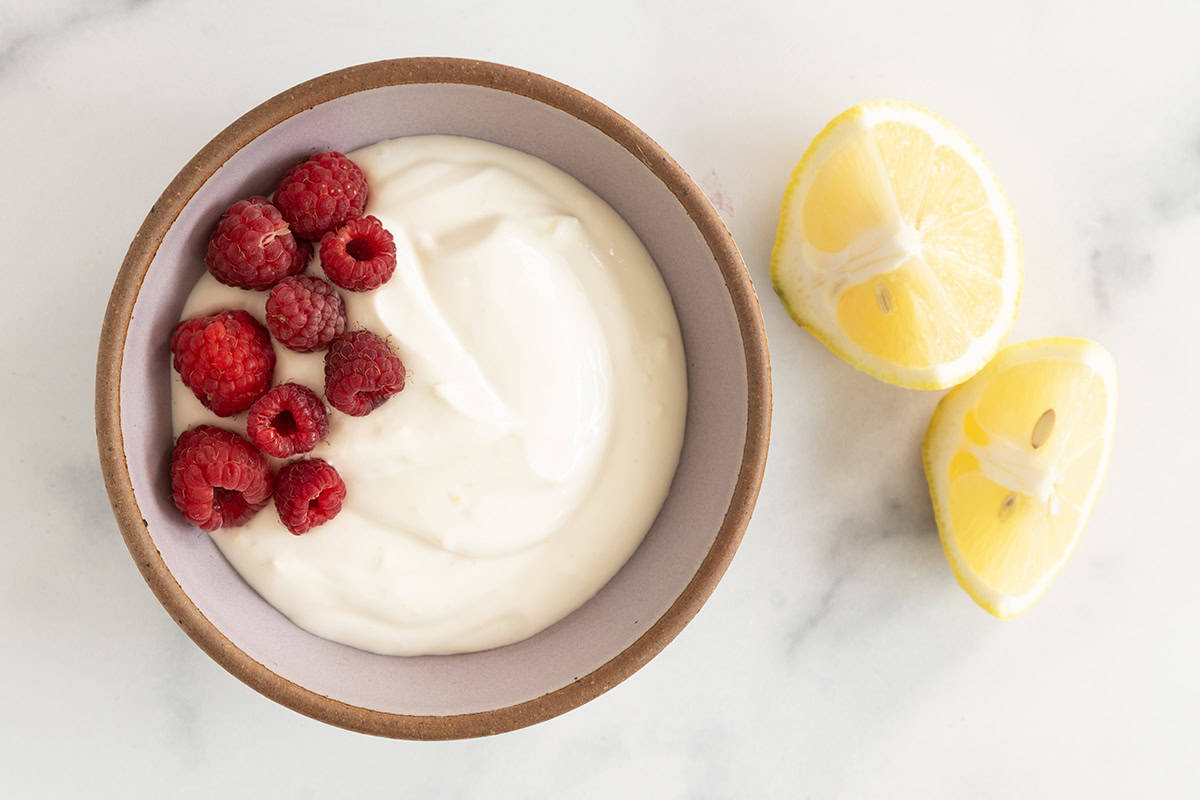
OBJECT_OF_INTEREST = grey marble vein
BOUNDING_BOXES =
[1089,240,1154,315]
[787,572,848,653]
[786,492,937,653]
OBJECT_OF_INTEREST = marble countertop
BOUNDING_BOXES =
[3,0,1197,796]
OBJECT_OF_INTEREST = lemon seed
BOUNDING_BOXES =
[998,492,1018,520]
[875,282,894,314]
[1031,408,1056,449]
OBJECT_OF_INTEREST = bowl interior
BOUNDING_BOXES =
[120,81,750,717]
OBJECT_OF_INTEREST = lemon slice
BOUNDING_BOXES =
[923,338,1117,618]
[771,100,1022,389]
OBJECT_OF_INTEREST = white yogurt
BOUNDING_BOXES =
[171,135,687,655]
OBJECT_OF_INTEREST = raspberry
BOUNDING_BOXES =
[274,458,347,535]
[293,238,313,271]
[170,425,273,531]
[246,383,329,458]
[171,310,275,417]
[319,215,397,292]
[324,330,406,416]
[204,196,308,290]
[273,152,368,240]
[264,275,347,352]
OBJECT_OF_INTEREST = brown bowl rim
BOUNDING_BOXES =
[95,57,772,740]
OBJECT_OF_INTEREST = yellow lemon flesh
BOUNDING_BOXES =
[923,338,1117,618]
[771,100,1022,389]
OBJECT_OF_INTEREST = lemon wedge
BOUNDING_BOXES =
[923,338,1117,618]
[771,100,1022,389]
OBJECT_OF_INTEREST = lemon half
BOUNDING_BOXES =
[771,100,1022,389]
[923,338,1117,618]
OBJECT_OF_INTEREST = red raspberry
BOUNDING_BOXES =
[205,196,308,290]
[246,383,329,458]
[324,330,406,416]
[319,215,397,292]
[293,238,313,271]
[273,152,368,240]
[170,425,273,531]
[274,458,347,535]
[171,310,275,417]
[264,275,347,352]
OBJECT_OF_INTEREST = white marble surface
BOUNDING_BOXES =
[2,0,1197,796]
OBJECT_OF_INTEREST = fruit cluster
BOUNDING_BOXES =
[169,152,404,535]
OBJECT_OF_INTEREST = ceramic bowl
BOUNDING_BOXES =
[96,58,770,739]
